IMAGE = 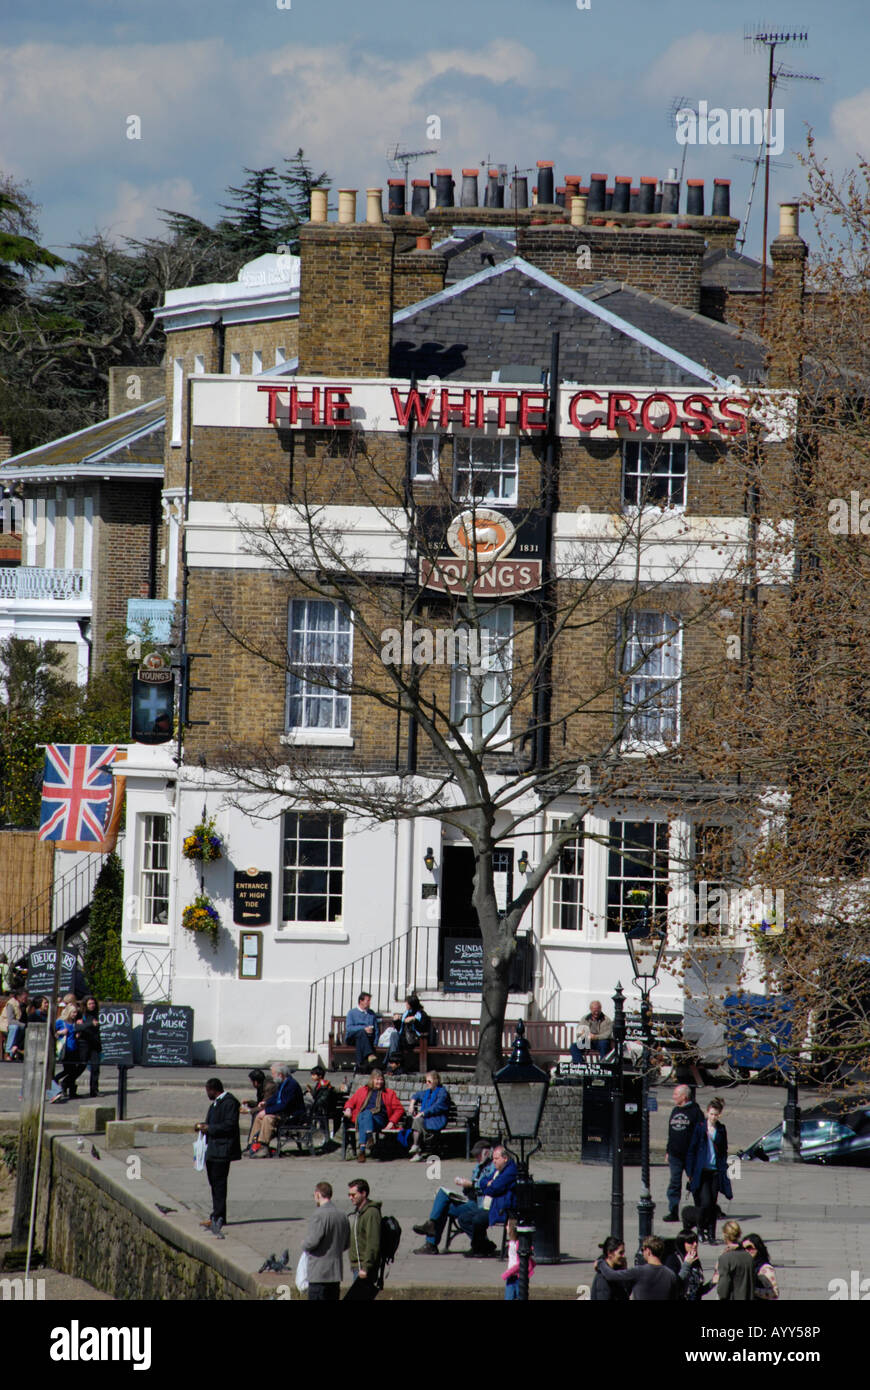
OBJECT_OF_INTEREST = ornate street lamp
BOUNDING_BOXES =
[624,894,668,1260]
[492,1020,550,1299]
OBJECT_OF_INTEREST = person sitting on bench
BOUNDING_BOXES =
[413,1139,495,1252]
[248,1064,306,1157]
[453,1144,517,1256]
[342,1068,404,1160]
[345,993,381,1071]
[407,1070,450,1160]
[570,1001,612,1062]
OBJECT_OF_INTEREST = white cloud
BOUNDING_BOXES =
[103,177,201,241]
[829,89,870,163]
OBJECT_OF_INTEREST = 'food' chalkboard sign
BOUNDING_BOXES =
[98,1005,134,1067]
[142,1004,194,1066]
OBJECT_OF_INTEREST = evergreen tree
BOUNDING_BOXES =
[83,852,132,1002]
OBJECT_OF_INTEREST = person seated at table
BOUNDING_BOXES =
[406,1070,450,1160]
[248,1064,306,1157]
[342,1068,404,1160]
[413,1139,495,1252]
[453,1144,517,1257]
[570,1000,612,1062]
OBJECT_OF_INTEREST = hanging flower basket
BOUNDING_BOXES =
[182,817,224,863]
[181,894,221,945]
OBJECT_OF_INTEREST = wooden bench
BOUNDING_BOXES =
[328,1015,576,1072]
[341,1095,481,1161]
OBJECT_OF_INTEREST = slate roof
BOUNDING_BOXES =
[436,228,517,285]
[0,398,165,478]
[391,258,767,386]
[702,247,765,293]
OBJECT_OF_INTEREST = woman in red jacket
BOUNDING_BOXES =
[343,1068,404,1161]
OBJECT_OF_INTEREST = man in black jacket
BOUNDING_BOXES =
[663,1084,703,1222]
[196,1078,242,1236]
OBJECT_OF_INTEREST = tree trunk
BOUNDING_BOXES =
[472,842,515,1081]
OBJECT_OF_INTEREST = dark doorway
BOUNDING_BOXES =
[440,845,528,990]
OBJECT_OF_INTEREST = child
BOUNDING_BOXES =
[503,1216,535,1300]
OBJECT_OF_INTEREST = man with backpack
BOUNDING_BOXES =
[345,1179,401,1299]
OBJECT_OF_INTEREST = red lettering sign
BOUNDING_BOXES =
[391,387,437,428]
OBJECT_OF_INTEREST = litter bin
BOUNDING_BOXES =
[527,1180,560,1264]
[581,1074,642,1165]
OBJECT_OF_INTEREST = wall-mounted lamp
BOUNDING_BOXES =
[424,847,436,873]
[517,849,530,875]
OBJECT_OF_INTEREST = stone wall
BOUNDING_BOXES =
[42,1138,268,1301]
[388,1075,582,1158]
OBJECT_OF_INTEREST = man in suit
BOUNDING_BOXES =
[196,1077,241,1236]
[301,1180,350,1300]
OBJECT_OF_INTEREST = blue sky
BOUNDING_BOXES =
[3,0,868,263]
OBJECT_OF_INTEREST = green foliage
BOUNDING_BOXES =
[83,852,132,1002]
[0,638,81,828]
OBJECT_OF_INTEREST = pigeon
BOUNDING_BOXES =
[155,1204,177,1215]
[259,1253,282,1272]
[275,1250,290,1271]
[76,1137,85,1152]
[90,1144,101,1160]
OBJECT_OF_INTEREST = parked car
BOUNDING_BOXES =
[740,1102,870,1166]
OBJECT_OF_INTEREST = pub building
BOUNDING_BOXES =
[117,167,806,1064]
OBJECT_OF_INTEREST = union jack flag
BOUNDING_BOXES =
[38,745,119,845]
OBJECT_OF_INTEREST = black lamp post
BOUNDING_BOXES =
[492,1020,550,1300]
[624,901,668,1262]
[609,983,626,1242]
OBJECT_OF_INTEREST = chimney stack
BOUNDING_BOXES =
[768,202,807,384]
[299,204,394,375]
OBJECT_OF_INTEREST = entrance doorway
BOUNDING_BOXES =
[439,845,529,991]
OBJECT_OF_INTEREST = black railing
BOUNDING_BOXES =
[0,847,115,968]
[308,923,440,1051]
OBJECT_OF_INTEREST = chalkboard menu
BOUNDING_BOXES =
[233,869,272,926]
[25,946,82,996]
[97,1004,134,1067]
[443,938,484,993]
[142,1004,194,1066]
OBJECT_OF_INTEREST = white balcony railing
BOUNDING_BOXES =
[0,566,91,601]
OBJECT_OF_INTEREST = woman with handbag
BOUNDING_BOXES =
[742,1233,779,1300]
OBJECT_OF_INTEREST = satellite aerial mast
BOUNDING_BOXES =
[386,144,435,211]
[744,26,812,325]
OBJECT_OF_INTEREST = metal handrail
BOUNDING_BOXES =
[0,843,119,964]
[307,922,440,1051]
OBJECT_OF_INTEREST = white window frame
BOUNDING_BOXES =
[548,816,587,935]
[275,346,286,367]
[450,605,513,742]
[605,816,670,935]
[138,812,170,932]
[282,811,344,925]
[453,436,519,506]
[285,599,353,734]
[621,440,688,511]
[411,434,440,480]
[252,349,263,375]
[620,612,682,750]
[230,352,241,376]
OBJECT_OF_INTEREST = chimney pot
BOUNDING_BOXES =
[778,202,800,237]
[366,188,384,224]
[434,169,454,208]
[570,194,588,227]
[638,177,656,215]
[387,179,406,216]
[686,180,704,216]
[511,175,529,209]
[536,160,555,205]
[338,189,357,224]
[310,188,329,223]
[712,179,731,218]
[661,178,680,215]
[411,179,430,217]
[555,185,567,208]
[588,173,606,214]
[416,234,432,250]
[613,177,631,214]
[461,168,479,207]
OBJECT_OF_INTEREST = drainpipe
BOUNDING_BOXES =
[533,331,559,770]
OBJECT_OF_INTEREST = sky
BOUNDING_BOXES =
[2,0,868,266]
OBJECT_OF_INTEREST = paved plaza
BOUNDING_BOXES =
[3,1065,867,1300]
